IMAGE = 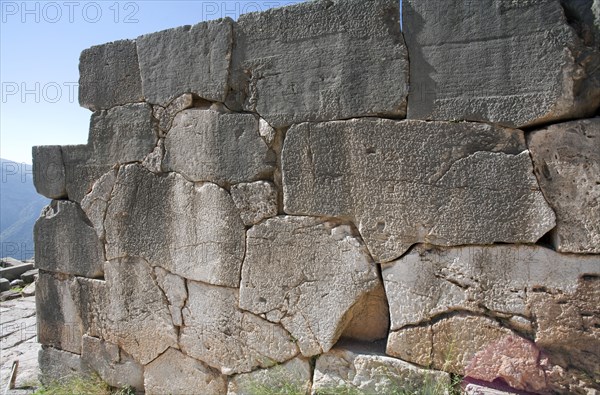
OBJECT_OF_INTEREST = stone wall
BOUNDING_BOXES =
[32,0,600,394]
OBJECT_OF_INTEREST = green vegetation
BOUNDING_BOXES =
[33,373,135,395]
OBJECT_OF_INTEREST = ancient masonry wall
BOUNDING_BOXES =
[32,0,600,394]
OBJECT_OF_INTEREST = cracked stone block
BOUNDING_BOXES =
[387,314,514,375]
[465,335,547,393]
[341,283,389,342]
[180,281,298,375]
[105,164,245,287]
[382,244,600,331]
[34,200,104,278]
[154,267,187,327]
[282,119,555,263]
[153,93,194,134]
[32,145,66,199]
[63,103,158,203]
[80,169,117,242]
[71,257,178,365]
[78,39,143,111]
[228,0,408,127]
[403,0,600,127]
[529,275,600,392]
[81,335,144,392]
[230,181,278,225]
[137,18,233,105]
[39,346,86,386]
[163,109,274,186]
[36,271,82,354]
[145,348,226,395]
[240,216,380,356]
[528,118,600,253]
[313,341,451,394]
[227,357,311,395]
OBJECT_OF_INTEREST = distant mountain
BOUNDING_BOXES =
[0,158,48,260]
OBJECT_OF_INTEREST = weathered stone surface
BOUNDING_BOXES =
[81,335,144,391]
[282,119,555,262]
[105,164,245,286]
[463,382,521,395]
[163,109,274,186]
[528,118,600,253]
[465,335,547,393]
[227,357,311,395]
[36,271,82,354]
[137,18,233,105]
[62,145,112,204]
[80,169,117,242]
[529,274,600,391]
[145,348,226,395]
[154,267,187,327]
[63,103,158,203]
[180,281,298,375]
[382,244,600,331]
[403,0,600,127]
[32,145,66,199]
[228,0,408,127]
[153,93,194,134]
[78,39,143,111]
[387,314,515,375]
[88,103,158,164]
[240,216,380,356]
[341,283,389,342]
[38,346,86,385]
[313,341,451,394]
[71,258,178,365]
[230,181,278,225]
[34,200,104,278]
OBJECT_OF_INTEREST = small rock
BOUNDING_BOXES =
[20,269,38,284]
[0,278,9,292]
[22,282,35,297]
[10,279,24,287]
[230,181,278,226]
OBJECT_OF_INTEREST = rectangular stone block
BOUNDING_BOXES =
[282,119,555,262]
[32,145,66,199]
[78,39,143,111]
[403,0,600,127]
[228,0,408,127]
[528,118,600,253]
[137,18,233,106]
[34,200,104,278]
[38,346,86,386]
[36,271,82,354]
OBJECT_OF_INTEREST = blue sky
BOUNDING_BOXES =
[0,0,303,164]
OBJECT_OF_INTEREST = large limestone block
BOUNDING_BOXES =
[180,281,298,375]
[387,314,515,375]
[71,258,178,365]
[32,145,66,199]
[81,335,144,391]
[39,346,86,385]
[163,109,274,186]
[228,0,408,127]
[382,244,600,331]
[312,341,450,394]
[145,348,226,395]
[34,200,104,278]
[230,181,278,226]
[136,18,233,105]
[36,271,82,354]
[240,216,380,356]
[63,103,158,203]
[282,119,555,262]
[227,357,311,395]
[528,118,600,253]
[105,164,245,286]
[78,39,143,111]
[403,0,600,127]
